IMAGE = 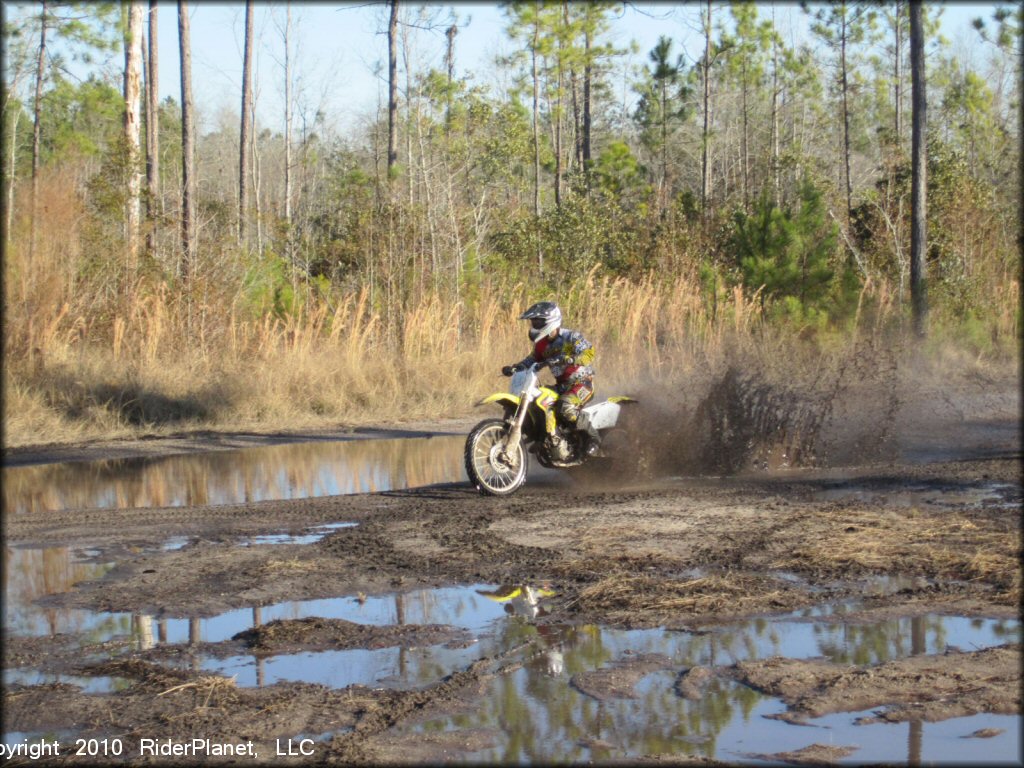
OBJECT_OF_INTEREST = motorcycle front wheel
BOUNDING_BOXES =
[465,419,528,496]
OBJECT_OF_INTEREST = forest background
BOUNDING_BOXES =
[2,1,1020,447]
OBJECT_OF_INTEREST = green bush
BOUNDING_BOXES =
[730,181,842,323]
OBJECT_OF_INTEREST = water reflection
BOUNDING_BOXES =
[475,585,558,620]
[245,522,359,547]
[814,481,1017,509]
[3,565,1020,764]
[6,551,1019,668]
[2,436,468,515]
[2,545,121,639]
[403,616,1021,763]
[418,623,769,762]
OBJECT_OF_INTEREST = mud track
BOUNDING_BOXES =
[3,384,1022,763]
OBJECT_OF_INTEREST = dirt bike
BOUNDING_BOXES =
[464,361,637,496]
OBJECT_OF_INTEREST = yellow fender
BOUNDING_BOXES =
[477,385,558,409]
[477,586,557,602]
[608,396,638,404]
[476,392,520,408]
[478,586,522,601]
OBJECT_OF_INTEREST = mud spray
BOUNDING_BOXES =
[609,333,1016,479]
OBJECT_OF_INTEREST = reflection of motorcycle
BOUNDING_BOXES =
[465,363,638,496]
[478,585,563,675]
[477,585,557,619]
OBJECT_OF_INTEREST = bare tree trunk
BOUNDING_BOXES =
[894,0,903,152]
[700,0,712,215]
[146,1,159,260]
[239,0,254,246]
[840,9,853,227]
[531,4,542,273]
[553,0,568,207]
[444,23,456,132]
[554,53,563,208]
[283,2,292,262]
[582,28,592,178]
[401,17,414,208]
[253,124,263,254]
[415,97,438,286]
[740,57,749,211]
[659,76,668,210]
[909,0,928,337]
[570,54,582,170]
[5,110,19,247]
[30,0,48,263]
[387,0,398,188]
[770,3,780,205]
[124,1,144,273]
[178,0,196,284]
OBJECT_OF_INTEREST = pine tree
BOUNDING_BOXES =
[806,1,878,228]
[634,36,689,213]
[21,1,119,261]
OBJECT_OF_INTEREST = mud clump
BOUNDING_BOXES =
[744,743,859,765]
[731,643,1021,722]
[232,617,472,654]
[570,653,674,701]
[569,572,806,626]
[674,665,715,700]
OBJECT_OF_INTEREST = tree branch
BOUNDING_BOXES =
[828,207,868,276]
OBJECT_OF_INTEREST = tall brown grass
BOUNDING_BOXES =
[3,173,1019,448]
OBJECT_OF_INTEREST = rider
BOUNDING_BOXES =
[501,301,600,456]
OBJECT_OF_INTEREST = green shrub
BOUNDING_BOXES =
[730,181,843,323]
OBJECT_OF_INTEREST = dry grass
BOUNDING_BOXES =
[3,171,1019,447]
[3,254,772,446]
[570,572,794,625]
[157,676,237,699]
[772,509,1021,605]
[264,558,311,572]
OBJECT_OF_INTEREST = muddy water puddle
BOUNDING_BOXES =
[405,671,1019,764]
[4,427,1021,761]
[4,540,1020,763]
[5,427,1017,518]
[813,480,1019,508]
[2,435,470,514]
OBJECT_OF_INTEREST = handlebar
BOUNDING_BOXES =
[503,360,549,377]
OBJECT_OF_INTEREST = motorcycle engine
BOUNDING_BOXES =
[546,434,574,462]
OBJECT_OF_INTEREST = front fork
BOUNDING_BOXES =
[500,399,530,465]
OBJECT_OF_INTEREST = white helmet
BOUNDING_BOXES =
[520,301,561,342]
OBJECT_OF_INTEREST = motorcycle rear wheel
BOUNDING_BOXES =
[465,419,528,496]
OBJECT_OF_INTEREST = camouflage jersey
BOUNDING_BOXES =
[515,328,595,390]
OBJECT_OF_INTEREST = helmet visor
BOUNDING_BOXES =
[530,317,549,330]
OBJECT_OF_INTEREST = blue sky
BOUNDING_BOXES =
[6,2,1006,136]
[149,1,1001,135]
[151,2,712,133]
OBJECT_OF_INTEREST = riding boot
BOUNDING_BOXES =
[583,432,602,457]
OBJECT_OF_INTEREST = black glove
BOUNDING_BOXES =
[501,365,520,377]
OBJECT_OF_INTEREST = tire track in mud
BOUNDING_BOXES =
[4,496,364,548]
[705,502,820,570]
[316,504,565,592]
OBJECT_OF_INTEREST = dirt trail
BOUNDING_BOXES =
[3,370,1021,764]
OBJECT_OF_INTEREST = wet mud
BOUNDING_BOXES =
[3,362,1020,764]
[730,643,1020,722]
